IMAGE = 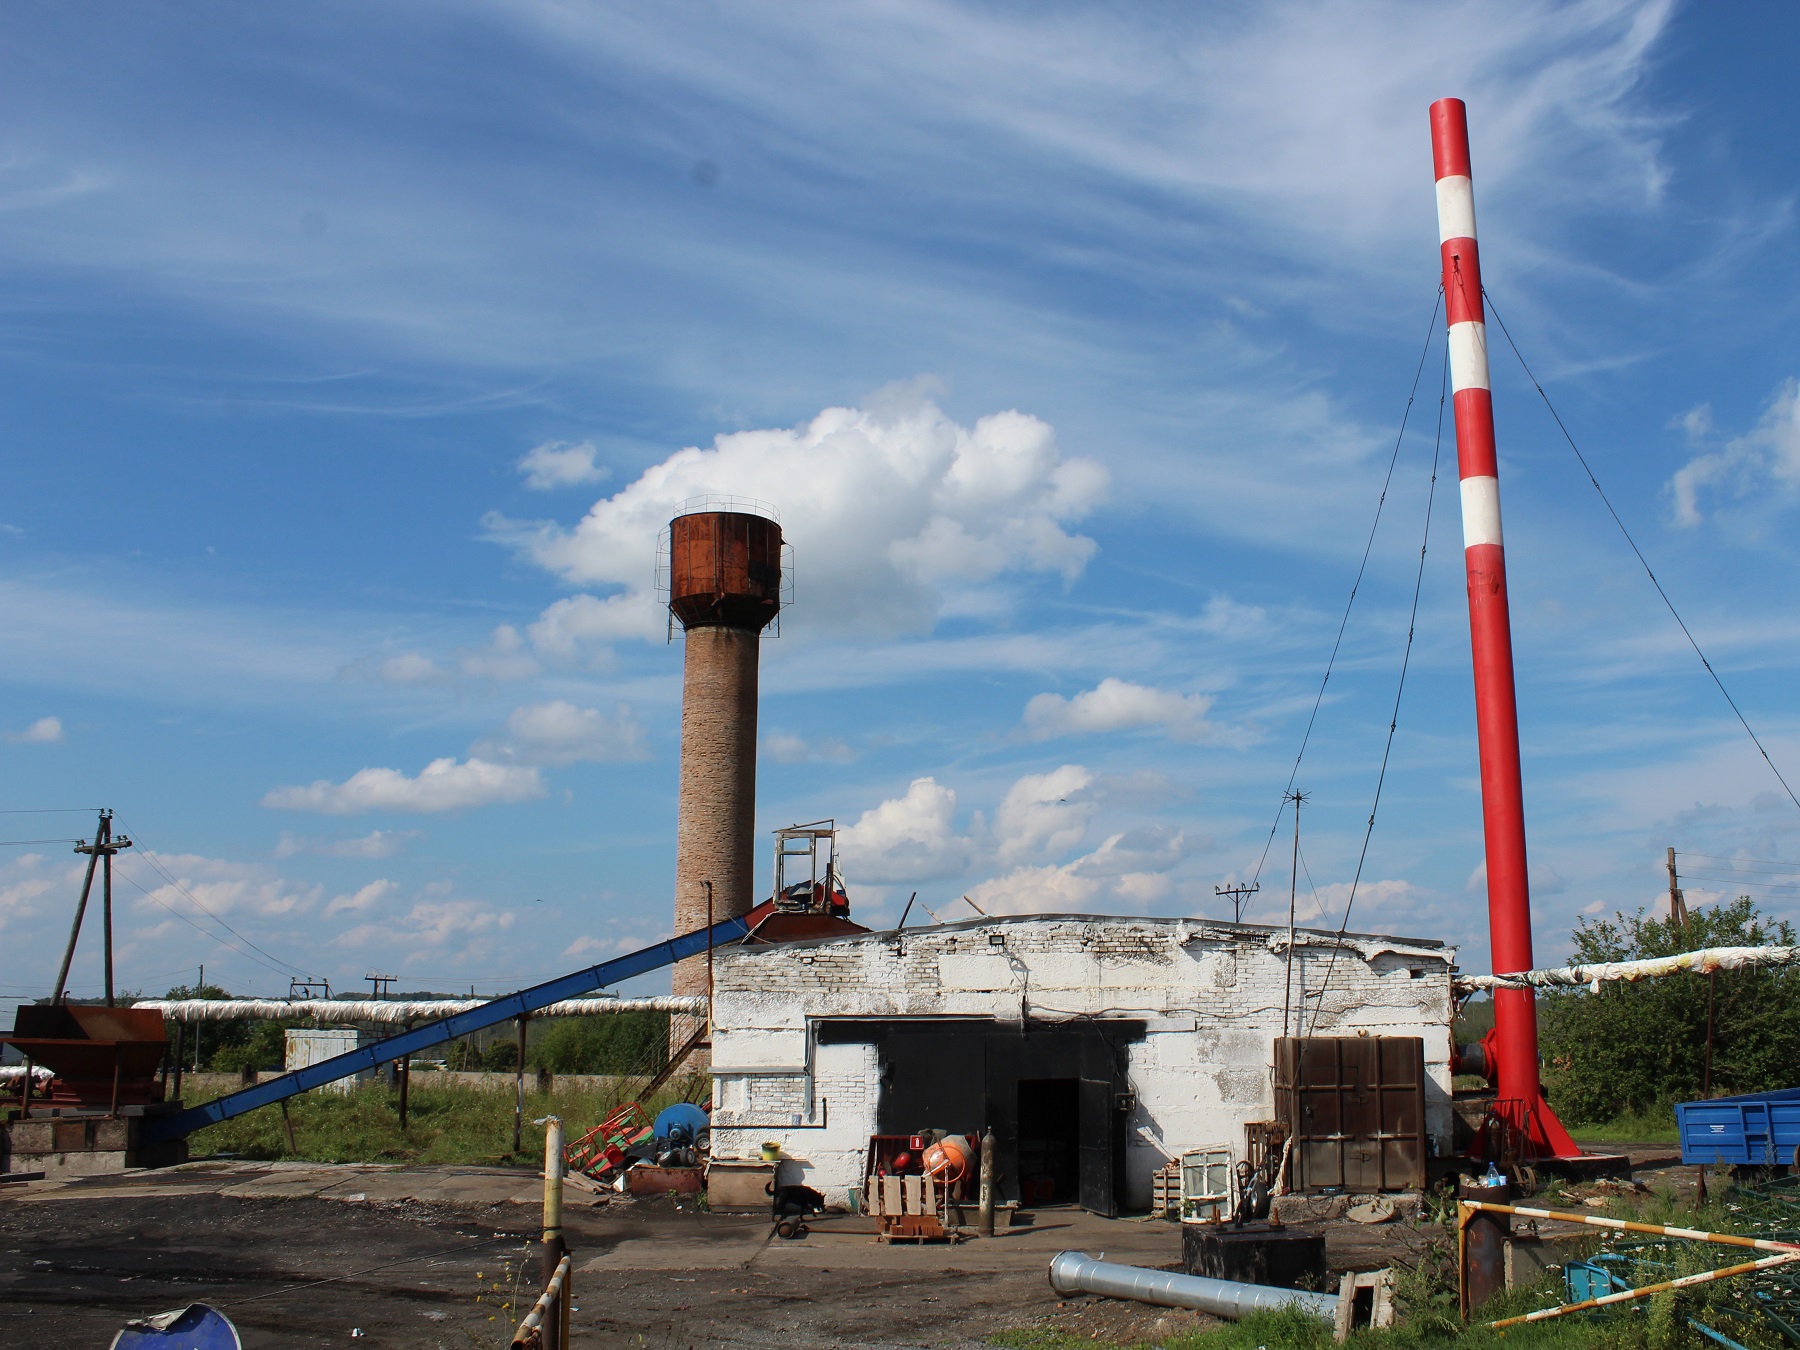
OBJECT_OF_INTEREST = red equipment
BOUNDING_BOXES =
[568,1101,655,1179]
[1430,96,1576,1159]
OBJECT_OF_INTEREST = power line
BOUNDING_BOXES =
[1243,289,1444,907]
[0,807,104,814]
[1484,289,1800,817]
[108,866,298,982]
[117,824,313,978]
[1681,852,1800,866]
[0,838,85,846]
[1307,330,1448,1035]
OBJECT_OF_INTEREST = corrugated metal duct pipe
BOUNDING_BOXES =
[1048,1251,1339,1323]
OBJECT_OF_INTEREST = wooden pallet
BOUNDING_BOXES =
[1151,1161,1181,1219]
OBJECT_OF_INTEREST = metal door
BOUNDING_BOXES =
[1077,1074,1115,1216]
[1273,1036,1426,1192]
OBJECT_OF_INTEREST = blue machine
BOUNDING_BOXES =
[142,913,755,1145]
[110,1304,241,1350]
[1676,1088,1800,1168]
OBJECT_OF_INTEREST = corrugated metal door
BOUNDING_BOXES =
[1273,1036,1426,1193]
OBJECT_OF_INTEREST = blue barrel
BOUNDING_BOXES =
[1676,1087,1800,1166]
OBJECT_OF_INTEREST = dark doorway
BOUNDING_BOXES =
[1016,1079,1080,1204]
[818,1016,1146,1216]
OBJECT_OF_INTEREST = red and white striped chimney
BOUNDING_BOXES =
[1431,97,1577,1158]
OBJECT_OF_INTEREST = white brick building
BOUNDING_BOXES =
[708,914,1456,1212]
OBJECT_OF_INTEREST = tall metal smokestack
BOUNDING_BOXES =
[665,502,784,1056]
[1430,97,1576,1158]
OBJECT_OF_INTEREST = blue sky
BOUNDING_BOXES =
[3,0,1798,1014]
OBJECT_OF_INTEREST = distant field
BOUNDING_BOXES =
[183,1077,709,1166]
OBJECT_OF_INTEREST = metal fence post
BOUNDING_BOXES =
[540,1115,566,1348]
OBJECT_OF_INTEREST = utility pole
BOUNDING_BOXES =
[1282,791,1308,1040]
[1215,882,1260,924]
[1666,847,1688,930]
[194,964,204,1072]
[53,810,133,1005]
[365,972,396,1000]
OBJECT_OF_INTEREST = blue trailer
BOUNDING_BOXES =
[1676,1087,1800,1167]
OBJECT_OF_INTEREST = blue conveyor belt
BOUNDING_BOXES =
[141,914,751,1145]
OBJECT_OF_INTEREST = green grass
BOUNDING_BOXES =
[1566,1107,1680,1146]
[185,1075,710,1166]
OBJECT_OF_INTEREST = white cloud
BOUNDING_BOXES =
[762,731,855,764]
[994,765,1095,863]
[471,700,648,767]
[487,390,1107,659]
[1022,678,1214,742]
[966,826,1189,916]
[275,829,419,860]
[324,878,396,916]
[263,757,545,815]
[1670,378,1800,526]
[116,852,323,920]
[519,440,610,491]
[334,896,516,962]
[838,777,977,883]
[364,626,540,687]
[5,715,64,744]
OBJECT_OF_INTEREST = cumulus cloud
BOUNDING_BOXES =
[275,829,419,860]
[762,731,855,764]
[967,826,1191,916]
[1670,379,1800,526]
[470,700,648,766]
[263,757,545,814]
[117,852,324,920]
[1022,678,1214,741]
[838,777,977,883]
[519,440,609,490]
[486,390,1107,660]
[994,765,1095,863]
[324,878,397,916]
[365,626,540,687]
[6,715,64,744]
[334,894,515,961]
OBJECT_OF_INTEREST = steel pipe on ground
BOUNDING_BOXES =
[1048,1251,1338,1323]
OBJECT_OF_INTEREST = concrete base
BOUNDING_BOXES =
[1181,1222,1327,1291]
[2,1112,187,1177]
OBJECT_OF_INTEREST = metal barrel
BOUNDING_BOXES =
[1048,1251,1338,1323]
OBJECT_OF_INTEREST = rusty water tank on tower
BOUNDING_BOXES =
[665,504,785,1056]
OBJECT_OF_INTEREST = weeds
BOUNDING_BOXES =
[184,1077,708,1167]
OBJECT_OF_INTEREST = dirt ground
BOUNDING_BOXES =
[0,1147,1684,1348]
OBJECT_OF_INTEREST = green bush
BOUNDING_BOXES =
[529,1009,668,1076]
[1539,897,1800,1124]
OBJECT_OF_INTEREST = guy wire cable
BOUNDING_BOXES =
[1483,288,1800,816]
[1307,332,1448,1035]
[1242,289,1444,906]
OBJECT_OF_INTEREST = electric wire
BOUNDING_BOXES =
[1679,852,1799,866]
[0,838,84,846]
[0,807,103,814]
[1483,289,1800,816]
[109,866,299,982]
[1242,289,1444,907]
[118,824,314,979]
[1307,331,1449,1036]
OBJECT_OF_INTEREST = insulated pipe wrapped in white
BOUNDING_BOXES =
[133,995,707,1024]
[1454,946,1800,993]
[1048,1251,1338,1323]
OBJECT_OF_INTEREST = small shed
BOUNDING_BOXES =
[284,1028,371,1095]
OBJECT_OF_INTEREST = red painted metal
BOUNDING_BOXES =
[1430,97,1576,1158]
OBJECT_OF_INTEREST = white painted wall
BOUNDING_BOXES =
[708,915,1456,1208]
